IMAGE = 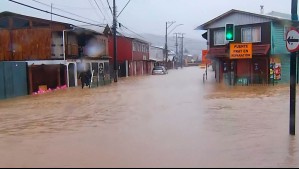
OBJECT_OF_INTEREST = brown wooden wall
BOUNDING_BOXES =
[0,30,11,61]
[0,28,52,61]
[11,28,51,61]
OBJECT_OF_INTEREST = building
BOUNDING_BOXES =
[149,46,164,65]
[108,35,151,77]
[0,11,111,99]
[196,9,294,85]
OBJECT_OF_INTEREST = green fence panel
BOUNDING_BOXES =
[12,62,28,97]
[2,62,28,99]
[0,62,5,99]
[3,62,14,98]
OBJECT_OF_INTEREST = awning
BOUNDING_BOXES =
[253,44,271,55]
[206,44,271,59]
[206,47,228,58]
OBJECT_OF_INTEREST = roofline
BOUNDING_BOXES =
[195,9,288,30]
[117,34,150,44]
[0,11,73,27]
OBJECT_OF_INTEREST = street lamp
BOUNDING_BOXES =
[168,24,184,36]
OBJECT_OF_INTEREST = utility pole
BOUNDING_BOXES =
[165,21,175,68]
[174,33,179,69]
[180,33,185,68]
[290,0,298,136]
[113,0,118,82]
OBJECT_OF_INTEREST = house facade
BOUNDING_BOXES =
[196,9,294,85]
[0,11,110,99]
[108,36,152,77]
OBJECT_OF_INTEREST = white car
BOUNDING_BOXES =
[152,66,168,75]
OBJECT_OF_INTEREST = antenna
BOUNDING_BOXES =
[260,5,264,14]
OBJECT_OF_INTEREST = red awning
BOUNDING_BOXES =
[206,47,228,58]
[253,44,271,55]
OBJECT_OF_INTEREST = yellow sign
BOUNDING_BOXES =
[230,43,252,59]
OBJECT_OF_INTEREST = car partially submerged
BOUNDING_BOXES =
[152,66,168,75]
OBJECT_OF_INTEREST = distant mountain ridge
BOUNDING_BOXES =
[140,33,207,56]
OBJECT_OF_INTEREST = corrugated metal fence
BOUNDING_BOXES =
[0,62,28,99]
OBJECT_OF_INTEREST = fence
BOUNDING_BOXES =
[0,62,28,99]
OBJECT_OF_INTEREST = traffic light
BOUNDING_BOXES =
[225,24,235,41]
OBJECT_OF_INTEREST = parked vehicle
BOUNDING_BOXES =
[152,66,168,75]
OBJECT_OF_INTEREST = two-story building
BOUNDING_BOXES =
[0,11,111,99]
[108,35,151,77]
[196,9,293,85]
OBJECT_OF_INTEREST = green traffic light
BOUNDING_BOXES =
[226,33,233,40]
[225,24,234,41]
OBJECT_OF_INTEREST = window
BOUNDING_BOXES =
[13,17,30,28]
[214,29,226,45]
[133,43,136,51]
[32,21,50,27]
[0,18,9,28]
[241,27,261,43]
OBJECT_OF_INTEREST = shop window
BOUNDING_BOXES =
[13,17,30,28]
[241,27,261,43]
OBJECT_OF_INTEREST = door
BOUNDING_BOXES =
[252,58,267,84]
[68,63,76,87]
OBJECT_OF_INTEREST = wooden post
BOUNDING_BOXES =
[28,66,33,94]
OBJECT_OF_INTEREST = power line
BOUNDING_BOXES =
[117,0,131,18]
[119,22,147,41]
[31,0,102,24]
[96,0,113,22]
[88,0,106,23]
[93,0,108,23]
[106,0,113,15]
[8,0,105,27]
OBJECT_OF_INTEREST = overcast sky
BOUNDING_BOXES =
[0,0,293,40]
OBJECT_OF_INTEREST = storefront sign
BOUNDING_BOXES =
[230,43,253,59]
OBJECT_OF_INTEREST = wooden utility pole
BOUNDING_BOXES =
[113,0,118,82]
[180,33,185,68]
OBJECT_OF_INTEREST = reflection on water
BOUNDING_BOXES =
[0,67,298,167]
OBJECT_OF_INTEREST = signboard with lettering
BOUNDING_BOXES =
[230,43,253,59]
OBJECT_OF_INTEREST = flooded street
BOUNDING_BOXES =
[0,67,298,168]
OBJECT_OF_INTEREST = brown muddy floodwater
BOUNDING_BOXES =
[0,67,298,168]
